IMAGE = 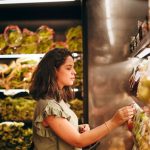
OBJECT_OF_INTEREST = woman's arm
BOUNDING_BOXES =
[44,105,135,148]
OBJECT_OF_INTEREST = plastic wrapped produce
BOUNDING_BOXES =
[36,25,54,53]
[4,25,22,48]
[53,41,68,49]
[0,64,8,74]
[18,43,37,54]
[0,121,32,149]
[69,98,83,120]
[0,61,16,76]
[0,58,39,89]
[0,97,36,121]
[136,58,150,104]
[74,59,83,87]
[132,103,150,150]
[129,58,150,149]
[0,34,7,53]
[36,25,54,41]
[0,61,16,89]
[22,28,38,45]
[137,76,150,103]
[16,28,38,54]
[37,38,53,53]
[17,28,38,54]
[66,25,83,52]
[4,47,15,54]
[129,58,150,104]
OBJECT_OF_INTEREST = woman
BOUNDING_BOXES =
[30,48,135,150]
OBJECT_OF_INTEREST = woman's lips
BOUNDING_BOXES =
[71,78,75,81]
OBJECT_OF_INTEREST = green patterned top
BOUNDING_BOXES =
[33,99,82,150]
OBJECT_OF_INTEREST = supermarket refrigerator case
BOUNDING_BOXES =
[82,0,149,149]
[87,58,143,150]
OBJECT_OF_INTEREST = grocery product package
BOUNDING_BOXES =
[132,103,150,150]
[129,57,150,150]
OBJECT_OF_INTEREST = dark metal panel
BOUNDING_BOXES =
[82,0,89,123]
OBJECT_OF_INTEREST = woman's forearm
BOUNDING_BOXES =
[77,119,117,147]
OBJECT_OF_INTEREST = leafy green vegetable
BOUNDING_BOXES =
[4,25,22,47]
[66,25,83,52]
[0,34,7,52]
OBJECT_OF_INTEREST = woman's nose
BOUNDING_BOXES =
[72,68,76,75]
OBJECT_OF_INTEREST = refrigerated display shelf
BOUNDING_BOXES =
[0,54,44,59]
[0,87,80,96]
[0,89,29,96]
[131,31,150,58]
[0,52,81,59]
[135,48,150,58]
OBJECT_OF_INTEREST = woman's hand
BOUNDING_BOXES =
[79,124,90,133]
[110,105,136,128]
[127,105,150,131]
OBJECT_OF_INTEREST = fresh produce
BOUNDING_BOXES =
[0,97,36,121]
[36,25,54,41]
[0,61,16,89]
[132,110,150,150]
[0,64,8,74]
[0,121,32,149]
[0,24,83,149]
[66,25,83,52]
[69,98,83,120]
[4,47,15,54]
[0,34,7,52]
[53,41,68,49]
[17,28,38,54]
[22,28,38,45]
[37,38,53,53]
[136,59,150,104]
[129,59,150,149]
[129,59,150,104]
[0,58,39,89]
[18,43,37,54]
[36,25,54,53]
[74,59,83,87]
[0,25,82,54]
[0,61,16,76]
[4,25,22,48]
[137,76,150,103]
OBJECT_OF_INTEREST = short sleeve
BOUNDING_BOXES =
[33,100,71,137]
[43,100,71,120]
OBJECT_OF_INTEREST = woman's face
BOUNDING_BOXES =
[56,56,76,89]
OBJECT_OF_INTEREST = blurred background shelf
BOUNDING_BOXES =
[0,54,44,59]
[0,89,29,96]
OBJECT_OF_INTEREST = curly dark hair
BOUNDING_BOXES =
[29,48,74,101]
